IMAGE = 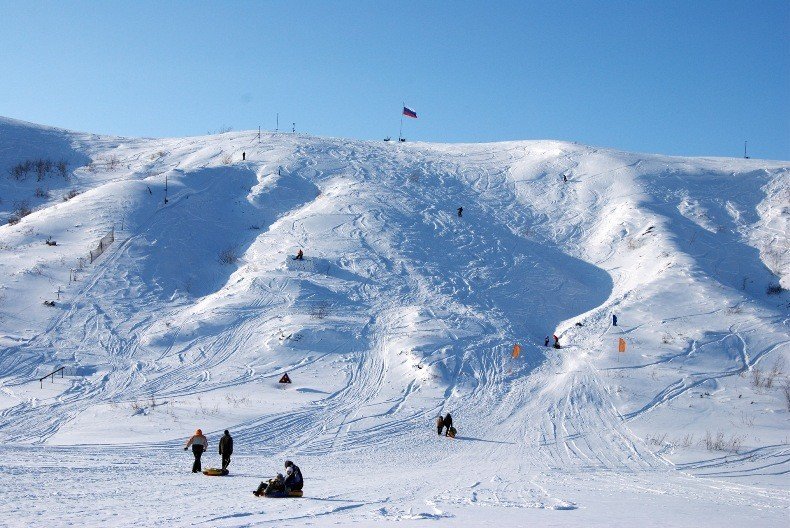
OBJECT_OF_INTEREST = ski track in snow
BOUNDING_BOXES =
[0,118,788,526]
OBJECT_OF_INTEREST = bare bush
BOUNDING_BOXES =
[218,246,239,265]
[702,431,742,452]
[106,156,119,170]
[751,366,763,388]
[35,159,52,181]
[13,200,32,219]
[310,300,330,320]
[783,380,790,412]
[34,187,49,198]
[62,189,80,201]
[765,357,785,389]
[56,160,69,179]
[766,283,783,295]
[10,160,33,180]
[222,153,233,165]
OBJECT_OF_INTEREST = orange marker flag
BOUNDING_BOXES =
[512,343,521,359]
[618,338,626,353]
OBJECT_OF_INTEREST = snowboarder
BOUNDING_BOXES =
[612,314,618,327]
[553,334,561,349]
[436,415,445,435]
[563,174,568,183]
[443,413,453,437]
[219,429,233,470]
[457,207,463,217]
[294,249,304,261]
[242,152,246,161]
[544,336,550,347]
[184,428,208,473]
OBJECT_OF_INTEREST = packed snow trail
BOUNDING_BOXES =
[0,118,788,526]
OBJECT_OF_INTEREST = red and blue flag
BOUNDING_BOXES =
[402,106,418,118]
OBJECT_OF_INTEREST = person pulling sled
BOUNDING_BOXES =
[184,428,208,473]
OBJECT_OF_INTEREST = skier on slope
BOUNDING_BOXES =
[219,430,233,470]
[184,428,208,473]
[457,207,463,217]
[612,314,618,327]
[544,336,550,347]
[294,249,304,261]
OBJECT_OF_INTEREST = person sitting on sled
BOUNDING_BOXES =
[254,473,285,496]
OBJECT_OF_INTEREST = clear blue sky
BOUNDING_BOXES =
[1,1,788,159]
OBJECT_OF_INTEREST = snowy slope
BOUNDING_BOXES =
[0,117,788,527]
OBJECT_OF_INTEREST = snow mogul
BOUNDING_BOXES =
[253,460,304,497]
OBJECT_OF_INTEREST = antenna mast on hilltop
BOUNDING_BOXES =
[744,140,749,159]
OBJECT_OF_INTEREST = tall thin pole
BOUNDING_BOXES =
[744,140,747,159]
[399,102,404,141]
[276,113,279,132]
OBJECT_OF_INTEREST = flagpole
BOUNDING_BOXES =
[399,101,404,141]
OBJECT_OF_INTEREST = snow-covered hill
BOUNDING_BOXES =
[0,117,787,527]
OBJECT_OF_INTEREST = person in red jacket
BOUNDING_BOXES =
[184,429,208,473]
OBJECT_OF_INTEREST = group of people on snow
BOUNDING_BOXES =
[184,429,233,473]
[436,412,456,437]
[253,460,304,497]
[184,429,302,497]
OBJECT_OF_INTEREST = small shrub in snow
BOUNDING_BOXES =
[766,283,783,295]
[764,357,785,389]
[218,246,239,265]
[10,161,32,180]
[7,215,20,225]
[783,380,790,412]
[34,187,50,198]
[751,366,762,388]
[56,160,69,179]
[63,189,80,201]
[702,431,742,452]
[13,200,32,219]
[222,153,233,165]
[35,159,52,181]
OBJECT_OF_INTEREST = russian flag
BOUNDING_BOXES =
[402,106,418,119]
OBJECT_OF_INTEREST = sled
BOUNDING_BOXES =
[447,426,457,438]
[203,468,229,476]
[259,490,303,498]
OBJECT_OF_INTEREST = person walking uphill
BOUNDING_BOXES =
[443,413,453,437]
[184,429,208,473]
[436,415,445,435]
[219,430,233,470]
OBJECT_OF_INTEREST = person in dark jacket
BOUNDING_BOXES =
[219,430,233,470]
[443,413,453,437]
[284,460,303,491]
[553,334,561,349]
[612,314,618,327]
[544,336,550,347]
[294,249,304,261]
[436,415,445,435]
[457,207,463,217]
